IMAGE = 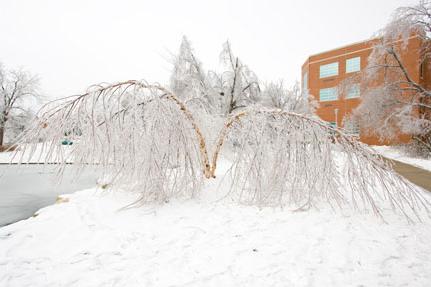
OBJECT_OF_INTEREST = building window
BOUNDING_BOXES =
[320,62,339,78]
[346,84,360,99]
[346,57,361,73]
[319,87,338,101]
[344,118,360,136]
[303,72,308,94]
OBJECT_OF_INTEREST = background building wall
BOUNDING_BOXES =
[302,36,424,145]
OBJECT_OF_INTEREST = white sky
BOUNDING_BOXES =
[0,0,418,100]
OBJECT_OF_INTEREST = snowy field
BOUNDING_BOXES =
[372,145,431,172]
[1,165,431,286]
[0,165,97,226]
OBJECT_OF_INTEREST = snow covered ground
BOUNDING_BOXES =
[372,145,431,171]
[1,175,431,286]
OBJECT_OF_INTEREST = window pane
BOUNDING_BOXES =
[344,118,360,136]
[346,84,360,99]
[346,57,361,73]
[303,72,308,93]
[319,87,338,101]
[319,62,339,78]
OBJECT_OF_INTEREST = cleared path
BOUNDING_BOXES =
[388,159,431,192]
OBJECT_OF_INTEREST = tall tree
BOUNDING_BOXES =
[170,36,211,110]
[217,41,261,114]
[169,38,261,116]
[0,63,40,146]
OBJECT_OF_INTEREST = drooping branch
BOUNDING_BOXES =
[208,107,430,221]
[387,47,431,97]
[15,80,431,220]
[33,80,212,178]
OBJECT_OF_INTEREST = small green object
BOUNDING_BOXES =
[61,139,73,145]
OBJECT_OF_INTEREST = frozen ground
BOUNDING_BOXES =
[1,164,431,287]
[372,145,431,171]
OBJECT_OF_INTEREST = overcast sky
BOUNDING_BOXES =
[0,0,418,100]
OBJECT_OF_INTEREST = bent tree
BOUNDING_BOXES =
[15,80,430,221]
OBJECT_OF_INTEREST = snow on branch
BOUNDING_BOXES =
[14,81,431,220]
[16,81,208,203]
[216,108,430,221]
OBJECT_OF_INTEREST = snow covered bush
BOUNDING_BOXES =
[260,80,318,114]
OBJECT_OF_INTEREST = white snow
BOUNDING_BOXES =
[0,149,23,164]
[1,160,431,287]
[372,145,431,171]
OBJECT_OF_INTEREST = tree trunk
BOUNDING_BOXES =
[0,113,7,147]
[0,125,4,147]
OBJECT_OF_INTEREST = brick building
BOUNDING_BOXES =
[301,35,429,145]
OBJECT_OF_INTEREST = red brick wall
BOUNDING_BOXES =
[302,36,425,145]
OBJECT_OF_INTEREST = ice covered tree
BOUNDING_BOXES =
[8,36,429,221]
[354,0,431,154]
[169,36,213,112]
[0,63,40,147]
[260,80,318,114]
[12,78,430,221]
[216,41,261,115]
[170,39,261,116]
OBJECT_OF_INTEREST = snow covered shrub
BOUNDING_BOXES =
[215,108,430,220]
[16,81,207,203]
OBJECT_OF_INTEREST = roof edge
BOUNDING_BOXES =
[308,37,378,59]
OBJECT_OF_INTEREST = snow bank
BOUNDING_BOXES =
[1,185,431,287]
[372,145,431,171]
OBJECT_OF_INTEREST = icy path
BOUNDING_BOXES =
[1,187,430,287]
[372,145,431,172]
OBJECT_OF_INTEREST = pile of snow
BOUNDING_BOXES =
[372,145,431,172]
[1,185,431,286]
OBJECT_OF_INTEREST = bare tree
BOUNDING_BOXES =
[0,63,40,147]
[354,0,431,154]
[217,41,261,114]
